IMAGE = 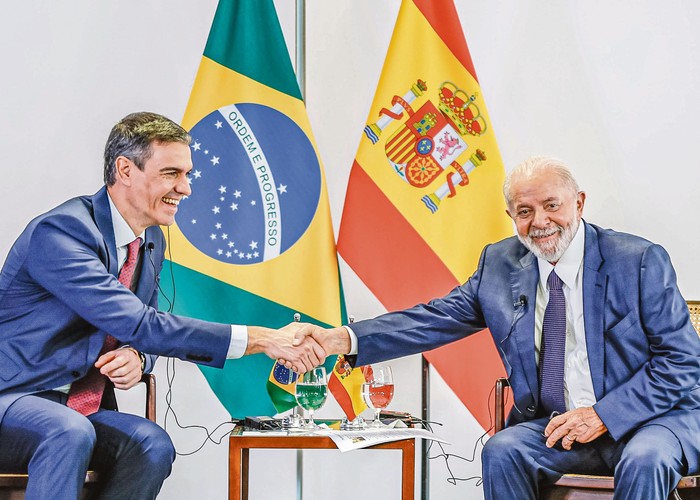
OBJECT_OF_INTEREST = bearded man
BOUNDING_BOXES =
[291,156,700,499]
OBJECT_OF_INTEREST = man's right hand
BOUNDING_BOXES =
[246,325,326,373]
[274,324,352,372]
[291,324,351,357]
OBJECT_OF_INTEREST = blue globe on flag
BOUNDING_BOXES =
[177,103,322,265]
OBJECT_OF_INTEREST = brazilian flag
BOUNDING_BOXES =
[160,0,342,418]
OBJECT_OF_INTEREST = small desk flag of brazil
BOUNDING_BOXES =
[160,0,342,418]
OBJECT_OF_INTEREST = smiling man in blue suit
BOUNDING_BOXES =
[0,112,322,500]
[294,156,700,499]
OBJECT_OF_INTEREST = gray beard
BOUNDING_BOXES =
[518,218,580,263]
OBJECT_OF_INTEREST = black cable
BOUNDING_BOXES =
[164,357,236,456]
[165,226,176,311]
[417,382,511,487]
[154,227,235,456]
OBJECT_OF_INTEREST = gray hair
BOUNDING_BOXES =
[103,112,191,186]
[503,156,580,209]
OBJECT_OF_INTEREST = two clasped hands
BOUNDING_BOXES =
[259,321,347,373]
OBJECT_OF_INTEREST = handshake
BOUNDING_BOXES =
[249,322,352,373]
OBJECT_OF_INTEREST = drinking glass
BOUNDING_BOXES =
[360,364,394,427]
[294,366,328,429]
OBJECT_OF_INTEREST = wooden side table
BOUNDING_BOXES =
[229,428,416,499]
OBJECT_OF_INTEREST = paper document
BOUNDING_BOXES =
[317,427,449,453]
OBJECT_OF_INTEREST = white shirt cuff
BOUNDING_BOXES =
[226,324,248,359]
[345,325,358,355]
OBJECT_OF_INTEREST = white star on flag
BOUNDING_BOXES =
[211,156,220,165]
[212,206,220,214]
[192,141,201,151]
[215,121,223,129]
[277,184,287,194]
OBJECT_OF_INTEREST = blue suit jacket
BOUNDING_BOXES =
[350,222,700,470]
[0,187,231,423]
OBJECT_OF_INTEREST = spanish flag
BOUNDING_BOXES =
[337,0,512,429]
[160,0,342,418]
[328,354,367,420]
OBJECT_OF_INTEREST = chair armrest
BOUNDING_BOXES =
[494,377,510,433]
[140,373,156,423]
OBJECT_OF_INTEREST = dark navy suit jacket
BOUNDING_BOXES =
[0,186,231,423]
[350,222,700,471]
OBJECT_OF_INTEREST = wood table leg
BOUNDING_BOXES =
[229,442,241,500]
[241,448,249,500]
[401,439,415,500]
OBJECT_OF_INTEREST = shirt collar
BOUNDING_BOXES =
[107,193,145,248]
[537,220,585,289]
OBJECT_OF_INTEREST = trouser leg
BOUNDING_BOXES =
[87,409,175,500]
[0,392,95,500]
[482,417,614,500]
[613,424,686,500]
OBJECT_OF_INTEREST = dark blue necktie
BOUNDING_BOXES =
[539,270,567,415]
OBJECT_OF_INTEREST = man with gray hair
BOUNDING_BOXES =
[0,112,323,499]
[292,156,700,499]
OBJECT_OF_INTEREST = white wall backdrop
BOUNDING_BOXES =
[1,1,698,499]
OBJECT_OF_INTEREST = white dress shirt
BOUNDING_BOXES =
[534,222,596,410]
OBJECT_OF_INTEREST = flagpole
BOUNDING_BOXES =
[294,6,306,500]
[422,356,430,499]
[295,0,306,98]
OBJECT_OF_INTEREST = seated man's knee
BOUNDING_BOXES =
[618,426,683,478]
[43,413,97,461]
[54,414,96,448]
[620,439,659,466]
[136,422,176,471]
[483,428,522,465]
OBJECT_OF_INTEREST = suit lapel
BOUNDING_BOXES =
[582,222,606,400]
[92,187,118,277]
[511,251,540,400]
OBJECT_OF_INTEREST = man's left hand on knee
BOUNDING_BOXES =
[544,407,608,450]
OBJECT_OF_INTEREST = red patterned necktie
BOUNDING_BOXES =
[67,237,142,416]
[538,270,567,416]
